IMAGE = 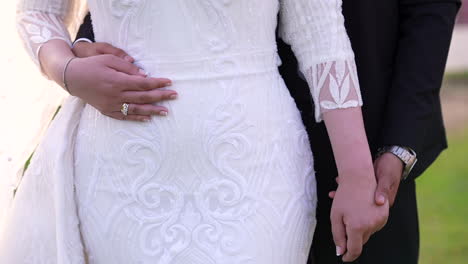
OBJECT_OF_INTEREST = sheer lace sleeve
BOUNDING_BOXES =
[16,0,85,68]
[279,0,363,122]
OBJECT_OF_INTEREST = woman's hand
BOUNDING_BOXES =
[330,169,389,262]
[65,54,176,122]
[70,41,177,121]
[321,108,389,262]
[38,40,177,122]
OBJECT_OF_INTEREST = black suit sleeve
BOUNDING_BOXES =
[75,12,95,42]
[380,1,460,177]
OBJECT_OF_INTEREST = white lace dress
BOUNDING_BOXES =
[1,0,362,263]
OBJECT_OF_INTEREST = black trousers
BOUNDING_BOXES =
[309,178,419,264]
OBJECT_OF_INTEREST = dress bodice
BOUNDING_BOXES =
[16,0,363,121]
[89,1,280,61]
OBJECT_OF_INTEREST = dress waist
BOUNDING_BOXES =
[134,50,282,81]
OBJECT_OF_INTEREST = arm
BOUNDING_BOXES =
[279,0,387,262]
[380,0,459,175]
[372,1,459,206]
[16,2,176,121]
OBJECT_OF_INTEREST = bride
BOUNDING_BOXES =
[1,0,387,263]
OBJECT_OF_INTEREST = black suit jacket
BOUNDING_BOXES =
[279,1,459,263]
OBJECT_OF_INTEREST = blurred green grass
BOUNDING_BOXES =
[418,131,468,264]
[444,71,468,81]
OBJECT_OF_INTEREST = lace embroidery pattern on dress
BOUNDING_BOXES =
[305,59,363,122]
[110,0,146,52]
[182,0,236,52]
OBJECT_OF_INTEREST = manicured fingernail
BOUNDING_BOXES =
[159,111,168,116]
[378,195,386,204]
[165,82,172,86]
[336,246,343,256]
[169,94,178,100]
[139,69,147,76]
[124,56,133,62]
[143,118,151,122]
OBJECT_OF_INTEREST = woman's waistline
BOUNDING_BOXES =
[134,50,282,81]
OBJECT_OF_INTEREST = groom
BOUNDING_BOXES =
[72,0,460,263]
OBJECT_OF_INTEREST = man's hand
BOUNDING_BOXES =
[73,41,134,62]
[330,153,404,207]
[373,153,404,207]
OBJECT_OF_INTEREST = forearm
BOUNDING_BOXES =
[381,2,459,153]
[323,107,374,181]
[39,40,75,87]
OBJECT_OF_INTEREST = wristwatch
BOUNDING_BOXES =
[376,146,418,180]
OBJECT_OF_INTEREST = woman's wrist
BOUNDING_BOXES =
[339,165,375,184]
[322,107,375,183]
[38,39,76,86]
[337,146,375,182]
[62,57,79,95]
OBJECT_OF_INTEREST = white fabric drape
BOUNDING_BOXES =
[1,0,87,263]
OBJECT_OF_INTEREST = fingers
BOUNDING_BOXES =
[374,169,398,206]
[376,204,390,232]
[374,153,403,207]
[72,42,97,58]
[379,174,399,207]
[122,76,174,93]
[127,104,169,116]
[342,227,363,262]
[106,112,151,122]
[331,213,347,258]
[374,190,387,206]
[362,231,372,245]
[96,42,134,63]
[100,55,173,87]
[328,176,340,199]
[104,55,146,76]
[103,103,170,122]
[130,76,173,91]
[374,166,389,206]
[124,89,177,104]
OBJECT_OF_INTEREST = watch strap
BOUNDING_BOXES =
[376,146,418,180]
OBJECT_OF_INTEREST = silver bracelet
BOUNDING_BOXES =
[62,57,77,95]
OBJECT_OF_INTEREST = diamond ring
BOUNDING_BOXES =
[121,103,129,116]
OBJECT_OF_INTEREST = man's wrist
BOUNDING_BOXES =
[376,146,418,180]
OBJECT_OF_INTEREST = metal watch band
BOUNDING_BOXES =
[376,146,418,181]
